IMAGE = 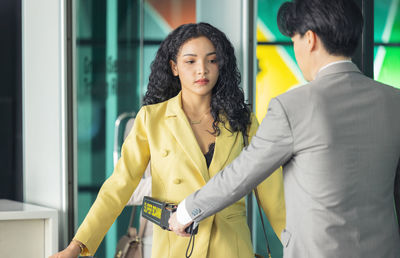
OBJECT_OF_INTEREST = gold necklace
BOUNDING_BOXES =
[188,110,209,125]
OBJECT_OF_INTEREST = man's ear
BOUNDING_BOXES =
[170,60,179,76]
[305,30,317,52]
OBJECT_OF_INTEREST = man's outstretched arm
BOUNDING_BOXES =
[169,98,294,233]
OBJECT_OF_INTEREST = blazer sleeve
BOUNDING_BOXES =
[126,165,151,205]
[395,157,400,235]
[73,107,150,256]
[185,98,293,222]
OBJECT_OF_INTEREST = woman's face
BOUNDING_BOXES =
[170,36,219,98]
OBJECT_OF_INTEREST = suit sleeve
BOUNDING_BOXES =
[185,98,293,222]
[247,114,286,240]
[395,158,400,235]
[255,166,286,239]
[73,107,150,256]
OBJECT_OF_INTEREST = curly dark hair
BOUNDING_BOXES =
[143,22,251,135]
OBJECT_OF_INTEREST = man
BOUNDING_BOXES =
[169,0,400,257]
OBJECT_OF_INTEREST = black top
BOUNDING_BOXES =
[204,142,215,168]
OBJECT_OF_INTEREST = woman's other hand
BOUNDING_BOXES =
[49,240,81,258]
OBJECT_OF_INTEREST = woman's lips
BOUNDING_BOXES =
[195,78,209,85]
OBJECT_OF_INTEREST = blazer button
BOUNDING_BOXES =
[173,178,181,184]
[161,150,169,157]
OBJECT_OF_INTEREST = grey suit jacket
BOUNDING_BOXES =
[185,62,400,258]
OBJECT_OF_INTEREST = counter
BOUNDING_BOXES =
[0,199,58,257]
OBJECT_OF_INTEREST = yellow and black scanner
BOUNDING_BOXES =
[141,196,198,234]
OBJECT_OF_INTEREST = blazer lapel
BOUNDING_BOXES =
[165,93,209,181]
[208,118,239,179]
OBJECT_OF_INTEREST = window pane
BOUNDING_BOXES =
[374,46,400,89]
[374,0,400,43]
[374,0,400,89]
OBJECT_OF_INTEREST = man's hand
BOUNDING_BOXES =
[168,212,192,237]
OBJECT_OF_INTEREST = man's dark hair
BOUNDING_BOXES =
[277,0,363,57]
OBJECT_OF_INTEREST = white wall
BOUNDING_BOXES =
[22,0,68,248]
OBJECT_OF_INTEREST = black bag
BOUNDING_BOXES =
[114,207,147,258]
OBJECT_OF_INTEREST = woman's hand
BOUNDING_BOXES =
[49,241,81,258]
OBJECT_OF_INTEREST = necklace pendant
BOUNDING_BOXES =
[190,120,201,125]
[187,109,209,125]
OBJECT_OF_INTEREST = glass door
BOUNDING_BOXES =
[74,1,195,257]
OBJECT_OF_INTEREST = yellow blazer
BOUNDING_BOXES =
[74,92,285,258]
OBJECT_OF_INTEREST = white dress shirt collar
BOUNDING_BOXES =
[318,59,352,74]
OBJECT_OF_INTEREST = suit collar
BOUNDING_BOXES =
[315,61,361,80]
[165,92,239,182]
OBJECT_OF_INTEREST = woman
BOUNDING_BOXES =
[51,22,285,258]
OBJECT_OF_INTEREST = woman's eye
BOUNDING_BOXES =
[185,60,195,64]
[209,59,217,64]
